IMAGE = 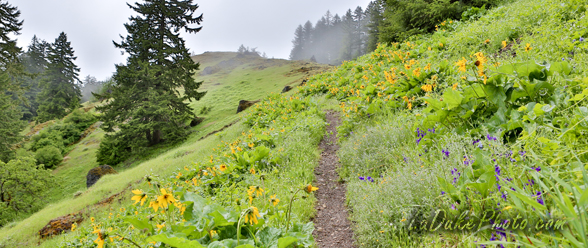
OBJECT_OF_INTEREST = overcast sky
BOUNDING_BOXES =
[9,0,372,80]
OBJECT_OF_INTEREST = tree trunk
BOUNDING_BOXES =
[152,129,162,145]
[146,130,152,144]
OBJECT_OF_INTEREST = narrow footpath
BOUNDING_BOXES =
[312,110,356,248]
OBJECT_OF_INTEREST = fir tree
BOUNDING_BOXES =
[36,32,81,123]
[0,1,25,162]
[19,36,48,120]
[289,25,304,60]
[366,0,384,52]
[340,9,355,61]
[95,0,205,165]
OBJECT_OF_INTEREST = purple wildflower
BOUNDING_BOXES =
[531,166,541,172]
[536,191,544,205]
[478,143,484,149]
[472,139,480,146]
[442,149,450,158]
[501,191,507,200]
[486,134,497,141]
[359,176,365,181]
[367,176,374,182]
[494,164,501,176]
[441,191,445,195]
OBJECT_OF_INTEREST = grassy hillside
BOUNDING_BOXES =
[0,52,328,247]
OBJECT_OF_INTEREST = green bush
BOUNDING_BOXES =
[30,130,65,153]
[35,145,63,169]
[96,134,131,166]
[0,157,54,227]
[49,123,82,146]
[64,108,97,131]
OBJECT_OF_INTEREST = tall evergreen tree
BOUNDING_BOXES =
[340,9,355,61]
[366,0,384,52]
[95,0,205,165]
[289,25,305,60]
[36,32,81,123]
[353,6,366,57]
[301,21,314,60]
[313,17,329,63]
[0,1,25,162]
[19,35,48,120]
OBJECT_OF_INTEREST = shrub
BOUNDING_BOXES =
[0,157,54,227]
[49,123,81,146]
[96,134,131,166]
[64,109,97,131]
[35,145,63,169]
[30,130,65,153]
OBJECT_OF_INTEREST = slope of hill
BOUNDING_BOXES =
[0,52,328,247]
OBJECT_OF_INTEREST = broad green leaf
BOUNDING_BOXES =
[257,227,282,246]
[443,89,464,110]
[549,61,572,75]
[209,211,232,227]
[124,217,153,233]
[278,237,298,248]
[421,97,445,111]
[146,233,205,248]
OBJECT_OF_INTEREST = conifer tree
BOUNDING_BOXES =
[302,21,314,59]
[95,0,205,165]
[36,32,81,123]
[366,0,384,52]
[19,35,48,120]
[0,1,25,162]
[289,25,305,60]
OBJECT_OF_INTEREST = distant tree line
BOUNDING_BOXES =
[289,1,383,64]
[289,0,499,64]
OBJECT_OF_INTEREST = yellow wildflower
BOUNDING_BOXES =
[304,184,319,193]
[244,206,261,225]
[157,188,176,209]
[421,84,433,92]
[452,83,458,90]
[502,40,507,48]
[525,43,532,52]
[248,186,265,197]
[219,164,227,172]
[455,57,467,72]
[413,68,421,77]
[269,194,280,206]
[149,200,160,212]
